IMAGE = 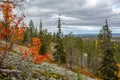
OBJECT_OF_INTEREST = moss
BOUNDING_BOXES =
[8,65,15,70]
[33,69,68,80]
[32,72,38,79]
[20,72,28,79]
[13,50,17,54]
[0,74,4,79]
[77,73,84,80]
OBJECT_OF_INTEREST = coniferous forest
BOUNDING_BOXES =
[0,0,120,80]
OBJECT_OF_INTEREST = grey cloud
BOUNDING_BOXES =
[24,0,120,33]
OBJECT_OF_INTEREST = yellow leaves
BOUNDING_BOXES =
[11,27,25,42]
[117,64,120,67]
[27,44,31,47]
[95,41,99,48]
[16,29,24,40]
[117,64,120,78]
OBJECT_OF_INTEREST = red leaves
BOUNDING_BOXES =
[33,55,47,64]
[0,34,4,39]
[0,28,10,39]
[32,38,42,47]
[0,1,26,63]
[22,37,51,64]
[0,22,2,28]
[45,53,51,60]
[2,29,10,36]
[11,26,25,41]
[0,2,26,41]
[0,3,13,20]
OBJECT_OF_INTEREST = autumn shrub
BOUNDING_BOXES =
[0,2,26,51]
[22,37,51,63]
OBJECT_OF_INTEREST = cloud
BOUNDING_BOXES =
[23,0,120,34]
[27,7,56,17]
[51,14,78,21]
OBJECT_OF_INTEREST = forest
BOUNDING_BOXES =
[0,0,120,80]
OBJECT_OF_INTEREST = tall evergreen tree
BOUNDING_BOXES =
[97,19,119,80]
[39,20,43,38]
[34,27,38,37]
[29,19,34,32]
[53,15,66,64]
[28,19,35,43]
[38,20,45,55]
[38,20,52,55]
[52,32,57,43]
[22,27,29,43]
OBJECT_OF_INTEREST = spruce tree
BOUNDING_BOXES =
[22,27,29,43]
[28,19,35,43]
[39,20,43,38]
[34,27,38,37]
[38,20,45,55]
[97,19,119,80]
[52,32,57,43]
[53,16,66,64]
[29,20,34,33]
[38,20,51,55]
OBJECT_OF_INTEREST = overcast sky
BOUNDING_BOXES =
[24,0,120,34]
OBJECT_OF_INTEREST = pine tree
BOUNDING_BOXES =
[53,15,66,64]
[52,32,57,43]
[40,20,42,34]
[23,20,35,44]
[38,20,45,55]
[28,19,35,43]
[34,27,38,37]
[38,20,52,55]
[22,27,29,43]
[97,19,119,80]
[39,20,43,38]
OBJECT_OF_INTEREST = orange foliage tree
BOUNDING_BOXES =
[22,37,51,64]
[0,1,26,50]
[0,1,26,63]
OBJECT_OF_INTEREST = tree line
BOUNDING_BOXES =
[0,1,119,79]
[21,18,120,79]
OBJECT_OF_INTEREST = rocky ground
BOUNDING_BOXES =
[0,41,96,80]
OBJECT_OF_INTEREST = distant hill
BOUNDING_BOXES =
[73,33,120,37]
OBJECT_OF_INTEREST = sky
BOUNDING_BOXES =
[2,0,120,34]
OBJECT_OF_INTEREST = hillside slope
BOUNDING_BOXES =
[0,41,95,80]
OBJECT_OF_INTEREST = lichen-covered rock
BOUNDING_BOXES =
[49,77,56,80]
[0,40,96,80]
[33,62,78,80]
